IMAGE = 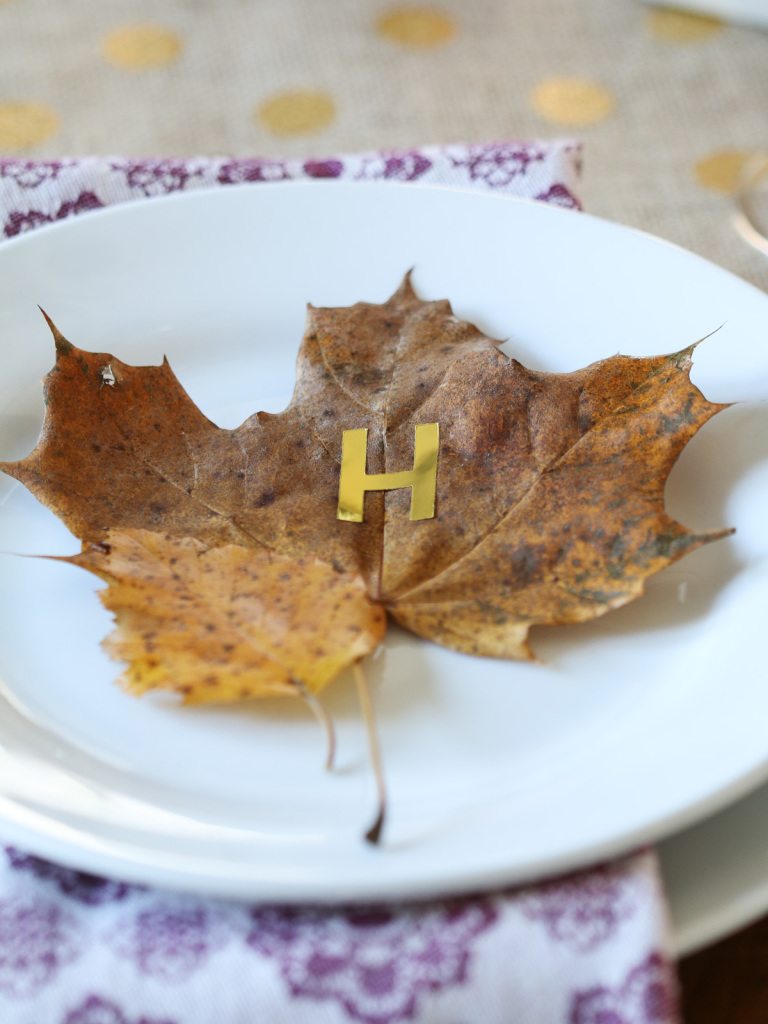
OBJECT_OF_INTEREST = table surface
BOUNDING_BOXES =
[1,0,767,1009]
[682,917,768,1021]
[0,0,766,290]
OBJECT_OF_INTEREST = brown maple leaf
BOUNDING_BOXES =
[1,276,730,662]
[1,276,733,844]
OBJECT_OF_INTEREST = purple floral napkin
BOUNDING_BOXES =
[0,141,680,1024]
[0,141,581,236]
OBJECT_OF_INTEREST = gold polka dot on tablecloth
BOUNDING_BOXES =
[257,90,336,137]
[648,7,723,42]
[694,149,757,194]
[103,24,182,69]
[0,101,58,151]
[531,77,615,127]
[376,6,456,48]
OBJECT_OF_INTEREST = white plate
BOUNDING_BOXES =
[0,182,767,902]
[643,0,768,30]
[662,774,768,955]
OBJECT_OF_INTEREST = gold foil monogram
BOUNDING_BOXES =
[337,423,439,523]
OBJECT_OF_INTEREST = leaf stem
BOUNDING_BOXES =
[296,682,336,772]
[353,661,387,845]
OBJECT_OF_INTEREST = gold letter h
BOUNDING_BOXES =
[337,424,439,523]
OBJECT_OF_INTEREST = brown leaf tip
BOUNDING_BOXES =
[38,307,73,355]
[669,324,726,368]
[689,323,726,352]
[390,269,418,305]
[364,809,385,846]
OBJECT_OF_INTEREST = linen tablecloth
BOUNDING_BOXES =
[0,140,680,1024]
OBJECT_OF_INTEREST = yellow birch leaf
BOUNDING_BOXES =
[73,529,386,705]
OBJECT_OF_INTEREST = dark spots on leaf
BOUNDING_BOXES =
[651,530,691,560]
[577,410,593,433]
[659,396,697,434]
[573,586,624,604]
[504,544,544,589]
[610,535,627,560]
[477,601,508,626]
[255,490,276,508]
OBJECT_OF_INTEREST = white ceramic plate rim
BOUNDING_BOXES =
[661,770,768,954]
[0,181,767,904]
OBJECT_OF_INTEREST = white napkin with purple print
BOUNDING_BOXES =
[0,141,680,1024]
